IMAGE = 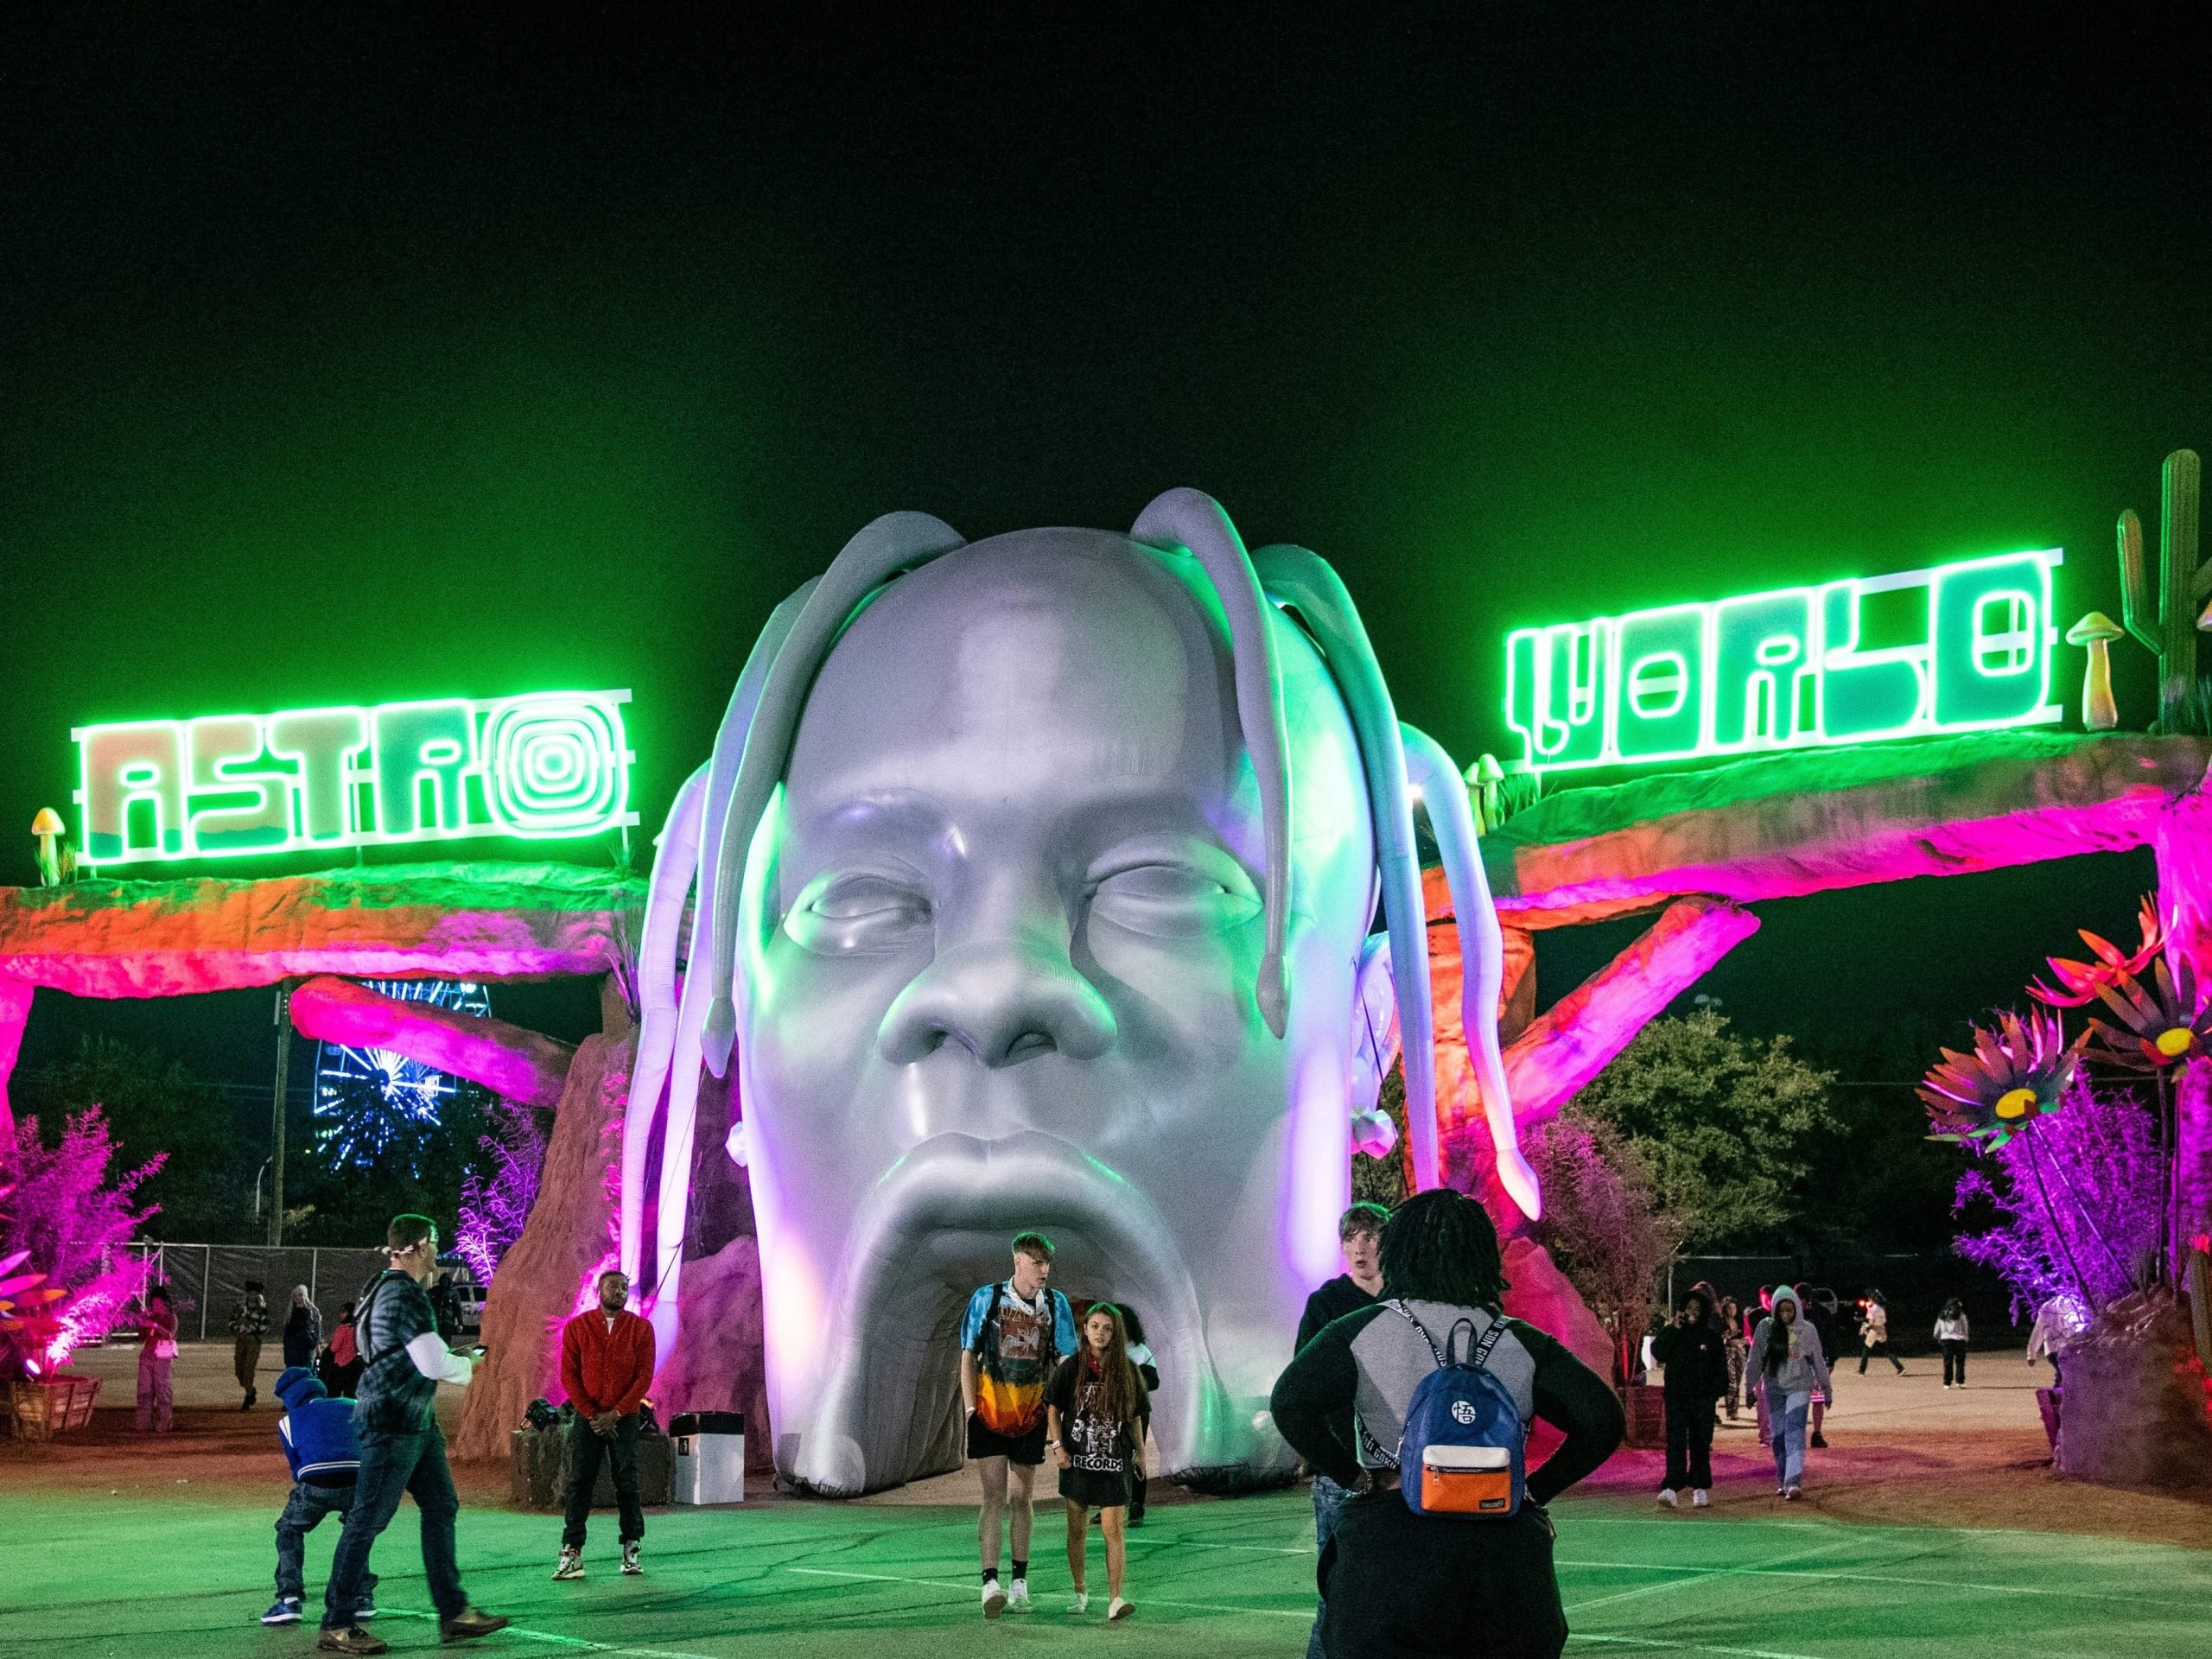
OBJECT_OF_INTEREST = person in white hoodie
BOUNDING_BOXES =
[1935,1298,1972,1388]
[1747,1285,1828,1500]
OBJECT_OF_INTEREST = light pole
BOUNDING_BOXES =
[268,982,293,1247]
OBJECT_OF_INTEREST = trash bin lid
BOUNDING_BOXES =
[669,1410,745,1438]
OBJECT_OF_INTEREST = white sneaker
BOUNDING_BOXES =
[552,1547,584,1581]
[1108,1597,1135,1621]
[982,1581,1007,1619]
[1656,1487,1678,1507]
[1006,1580,1031,1613]
[1066,1592,1090,1616]
[621,1542,641,1576]
[1691,1490,1709,1508]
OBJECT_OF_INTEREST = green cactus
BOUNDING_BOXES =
[2115,448,2205,733]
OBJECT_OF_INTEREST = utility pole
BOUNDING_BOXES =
[268,982,293,1247]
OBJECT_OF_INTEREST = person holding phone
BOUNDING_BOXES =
[137,1283,179,1433]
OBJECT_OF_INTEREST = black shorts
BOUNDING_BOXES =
[967,1414,1047,1466]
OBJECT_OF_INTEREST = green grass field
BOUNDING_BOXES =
[4,1482,2209,1659]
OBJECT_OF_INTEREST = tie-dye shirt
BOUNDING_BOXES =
[961,1280,1077,1437]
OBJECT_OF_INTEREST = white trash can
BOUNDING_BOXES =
[670,1411,745,1504]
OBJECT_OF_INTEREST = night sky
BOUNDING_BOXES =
[3,10,2204,1089]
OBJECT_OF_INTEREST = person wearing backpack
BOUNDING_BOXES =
[1270,1188,1624,1659]
[314,1214,509,1656]
[1649,1288,1728,1508]
[957,1231,1077,1619]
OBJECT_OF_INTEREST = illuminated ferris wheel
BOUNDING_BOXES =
[312,979,493,1170]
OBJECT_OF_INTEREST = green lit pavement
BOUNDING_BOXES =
[3,1488,2209,1659]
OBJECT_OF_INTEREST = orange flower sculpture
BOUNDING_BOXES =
[2030,896,2166,1007]
[1919,1009,2083,1147]
[2083,951,2212,1070]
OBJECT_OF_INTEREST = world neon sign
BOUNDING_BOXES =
[73,690,638,867]
[1504,550,2063,774]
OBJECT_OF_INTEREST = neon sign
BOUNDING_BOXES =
[73,690,638,867]
[1503,550,2063,773]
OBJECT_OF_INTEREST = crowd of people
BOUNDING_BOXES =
[119,1204,2015,1659]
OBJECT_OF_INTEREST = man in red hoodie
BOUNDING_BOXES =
[554,1268,657,1580]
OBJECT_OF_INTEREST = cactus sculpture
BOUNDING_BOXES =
[2115,448,2204,733]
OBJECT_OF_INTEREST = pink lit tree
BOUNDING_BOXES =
[454,1102,547,1284]
[0,1106,162,1379]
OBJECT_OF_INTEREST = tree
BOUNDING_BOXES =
[1526,1104,1681,1384]
[1,1106,162,1376]
[20,1036,256,1241]
[1569,1009,1830,1249]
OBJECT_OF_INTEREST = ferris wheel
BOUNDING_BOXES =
[312,979,493,1170]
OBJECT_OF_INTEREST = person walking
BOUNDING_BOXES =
[1271,1188,1625,1659]
[137,1283,179,1433]
[1748,1285,1829,1500]
[1797,1285,1839,1449]
[1718,1296,1748,1420]
[1936,1299,1971,1388]
[1117,1305,1160,1526]
[283,1286,322,1370]
[1046,1303,1148,1621]
[262,1366,378,1628]
[232,1281,270,1410]
[959,1231,1076,1619]
[319,1302,364,1398]
[1650,1288,1728,1509]
[2026,1295,2080,1386]
[1749,1287,1774,1443]
[1294,1201,1389,1659]
[552,1268,657,1581]
[1857,1291,1904,1376]
[315,1214,508,1656]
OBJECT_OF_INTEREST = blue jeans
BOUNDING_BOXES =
[321,1422,467,1630]
[1307,1475,1351,1659]
[276,1480,378,1609]
[1770,1393,1810,1487]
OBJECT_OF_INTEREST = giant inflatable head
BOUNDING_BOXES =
[622,490,1536,1495]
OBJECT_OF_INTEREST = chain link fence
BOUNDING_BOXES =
[124,1243,389,1341]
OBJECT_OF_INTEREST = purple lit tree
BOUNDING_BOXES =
[0,1107,162,1379]
[454,1101,546,1284]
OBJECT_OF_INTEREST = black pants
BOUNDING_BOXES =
[1319,1489,1566,1658]
[1662,1395,1716,1491]
[1859,1340,1903,1374]
[1941,1340,1967,1385]
[562,1413,645,1548]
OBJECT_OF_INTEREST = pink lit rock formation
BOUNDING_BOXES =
[289,975,575,1111]
[0,977,31,1144]
[453,1032,632,1462]
[1483,732,2209,924]
[2054,1290,2212,1488]
[649,1235,774,1471]
[0,861,643,998]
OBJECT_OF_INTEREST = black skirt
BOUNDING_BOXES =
[1318,1488,1567,1659]
[1058,1464,1132,1509]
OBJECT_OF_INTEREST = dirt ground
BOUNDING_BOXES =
[30,1338,2206,1551]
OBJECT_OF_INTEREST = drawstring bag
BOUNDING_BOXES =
[1391,1301,1526,1520]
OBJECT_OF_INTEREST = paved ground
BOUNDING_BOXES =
[7,1343,2209,1658]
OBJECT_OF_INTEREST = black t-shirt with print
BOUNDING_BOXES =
[1044,1354,1147,1475]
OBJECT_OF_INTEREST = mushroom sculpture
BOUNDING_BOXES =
[1466,752,1507,835]
[2066,613,2123,732]
[29,808,64,888]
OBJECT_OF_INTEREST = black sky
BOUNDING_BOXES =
[3,7,2208,1084]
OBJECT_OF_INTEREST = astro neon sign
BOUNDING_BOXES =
[73,690,638,867]
[1504,550,2063,773]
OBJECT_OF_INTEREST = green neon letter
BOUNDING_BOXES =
[77,722,188,861]
[372,701,477,837]
[188,715,291,854]
[1932,553,2056,728]
[267,709,368,843]
[1612,606,1706,760]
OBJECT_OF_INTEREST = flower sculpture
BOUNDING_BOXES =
[2030,896,2166,1007]
[1919,1009,2083,1147]
[2082,951,2212,1070]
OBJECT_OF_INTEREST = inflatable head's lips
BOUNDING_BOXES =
[784,1128,1214,1496]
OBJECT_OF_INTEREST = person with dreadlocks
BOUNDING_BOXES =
[1270,1190,1622,1659]
[614,489,1543,1499]
[1046,1302,1149,1620]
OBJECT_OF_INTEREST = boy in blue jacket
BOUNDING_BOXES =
[264,1366,379,1626]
